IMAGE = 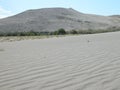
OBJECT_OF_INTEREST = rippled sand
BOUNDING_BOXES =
[0,32,120,90]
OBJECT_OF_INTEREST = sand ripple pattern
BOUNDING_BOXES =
[0,32,120,90]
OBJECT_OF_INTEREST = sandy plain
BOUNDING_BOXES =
[0,32,120,90]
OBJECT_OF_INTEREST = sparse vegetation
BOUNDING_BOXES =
[0,27,120,37]
[0,28,120,42]
[0,31,50,37]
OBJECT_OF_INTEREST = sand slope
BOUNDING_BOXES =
[0,32,120,90]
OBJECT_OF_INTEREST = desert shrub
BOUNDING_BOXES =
[57,28,66,35]
[39,31,50,35]
[25,31,35,36]
[70,30,78,34]
[78,29,98,34]
[51,31,58,35]
[51,28,66,35]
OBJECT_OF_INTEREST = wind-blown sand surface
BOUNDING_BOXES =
[0,32,120,90]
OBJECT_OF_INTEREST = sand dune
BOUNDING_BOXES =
[0,32,120,90]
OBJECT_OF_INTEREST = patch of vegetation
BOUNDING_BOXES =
[69,30,78,34]
[0,27,120,37]
[0,31,50,37]
[51,28,66,35]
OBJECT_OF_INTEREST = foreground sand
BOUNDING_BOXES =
[0,32,120,90]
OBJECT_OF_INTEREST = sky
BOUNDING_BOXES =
[0,0,120,18]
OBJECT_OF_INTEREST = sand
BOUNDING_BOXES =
[0,32,120,90]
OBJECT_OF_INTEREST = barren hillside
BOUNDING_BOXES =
[0,8,120,32]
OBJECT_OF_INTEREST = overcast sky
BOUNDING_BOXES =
[0,0,120,18]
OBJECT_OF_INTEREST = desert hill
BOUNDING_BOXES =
[0,8,120,32]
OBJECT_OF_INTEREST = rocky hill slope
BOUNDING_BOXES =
[0,8,120,32]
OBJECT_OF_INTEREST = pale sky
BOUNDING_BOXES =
[0,0,120,18]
